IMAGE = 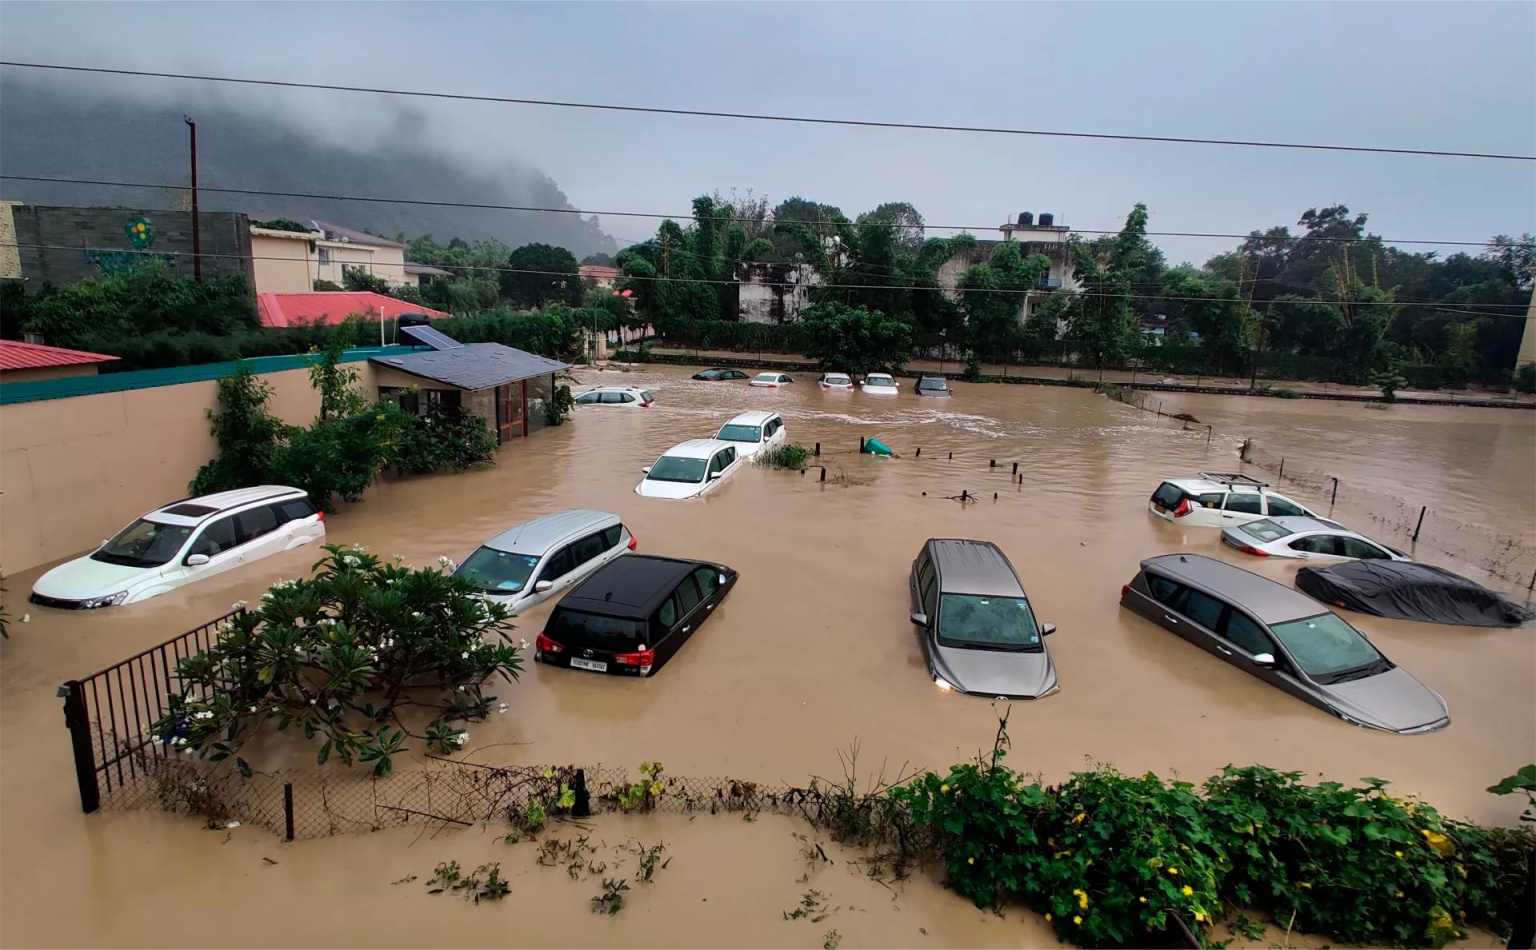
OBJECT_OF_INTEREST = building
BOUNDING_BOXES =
[579,264,621,290]
[1517,267,1536,382]
[256,292,448,329]
[0,340,119,383]
[406,262,453,286]
[736,261,821,324]
[5,203,254,290]
[250,220,423,294]
[937,211,1078,323]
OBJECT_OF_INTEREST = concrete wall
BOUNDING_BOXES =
[0,364,331,573]
[0,364,102,385]
[315,242,411,287]
[0,200,21,280]
[11,205,254,289]
[737,262,820,324]
[250,229,318,293]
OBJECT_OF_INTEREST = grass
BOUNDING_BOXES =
[758,442,811,471]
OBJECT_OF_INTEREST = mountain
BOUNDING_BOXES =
[0,80,618,259]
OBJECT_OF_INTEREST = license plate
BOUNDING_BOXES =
[1154,503,1167,513]
[570,658,607,673]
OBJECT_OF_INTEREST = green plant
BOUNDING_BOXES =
[616,761,666,812]
[254,218,311,233]
[1487,766,1536,822]
[544,384,575,426]
[962,351,982,381]
[425,861,510,904]
[783,889,830,921]
[758,442,811,471]
[633,842,670,884]
[1226,913,1267,940]
[1271,387,1302,399]
[591,877,629,916]
[150,544,525,776]
[823,929,841,949]
[1513,363,1536,394]
[311,279,343,292]
[1370,369,1409,402]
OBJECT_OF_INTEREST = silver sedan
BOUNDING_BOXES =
[1221,516,1410,562]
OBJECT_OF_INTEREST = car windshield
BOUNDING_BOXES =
[547,609,646,651]
[716,423,762,443]
[647,456,708,483]
[918,378,948,392]
[936,594,1042,651]
[866,375,894,386]
[754,374,776,382]
[90,518,194,567]
[455,546,540,593]
[1240,520,1294,542]
[1268,613,1385,679]
[699,370,724,378]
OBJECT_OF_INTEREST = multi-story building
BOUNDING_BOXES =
[937,211,1078,322]
[249,220,428,294]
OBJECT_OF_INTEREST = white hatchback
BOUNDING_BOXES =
[715,410,787,459]
[1222,516,1410,562]
[1149,473,1316,528]
[29,486,325,609]
[454,509,635,614]
[636,439,744,499]
[574,386,653,408]
[750,372,794,388]
[861,373,899,395]
[819,372,854,391]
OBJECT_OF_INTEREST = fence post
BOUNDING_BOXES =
[1206,425,1212,444]
[1330,477,1339,507]
[1012,461,1018,475]
[283,782,295,841]
[814,442,820,458]
[1278,458,1285,482]
[1413,506,1427,543]
[989,459,996,468]
[915,447,921,458]
[59,680,101,813]
[859,436,866,454]
[572,769,592,818]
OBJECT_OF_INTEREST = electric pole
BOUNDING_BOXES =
[184,116,202,281]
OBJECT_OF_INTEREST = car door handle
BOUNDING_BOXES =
[1216,646,1232,656]
[1163,615,1180,624]
[682,625,691,633]
[706,604,714,610]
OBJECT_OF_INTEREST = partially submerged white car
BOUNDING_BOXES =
[636,439,744,499]
[714,410,787,459]
[1222,516,1410,562]
[861,373,899,395]
[1148,473,1316,528]
[749,372,794,388]
[29,486,325,609]
[819,372,854,391]
[454,509,635,614]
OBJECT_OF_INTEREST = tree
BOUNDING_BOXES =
[502,243,581,308]
[580,252,616,267]
[1061,204,1151,369]
[861,201,926,253]
[958,241,1051,357]
[1483,234,1536,289]
[798,302,913,374]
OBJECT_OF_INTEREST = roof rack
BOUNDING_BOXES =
[1198,471,1268,488]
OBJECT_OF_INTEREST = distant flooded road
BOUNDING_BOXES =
[3,365,1532,946]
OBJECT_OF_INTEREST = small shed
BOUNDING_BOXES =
[0,340,119,383]
[370,341,571,444]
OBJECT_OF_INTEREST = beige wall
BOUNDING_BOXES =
[0,200,21,280]
[250,230,316,293]
[316,242,411,287]
[0,364,101,384]
[0,365,331,573]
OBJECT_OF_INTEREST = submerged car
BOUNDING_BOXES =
[714,410,787,459]
[537,554,739,677]
[574,386,654,408]
[692,368,748,381]
[1148,473,1316,528]
[915,376,952,397]
[750,372,794,388]
[1296,560,1534,628]
[908,539,1060,699]
[1222,516,1409,562]
[453,510,634,615]
[636,439,743,499]
[1120,554,1449,733]
[30,486,325,609]
[819,372,854,391]
[861,373,899,395]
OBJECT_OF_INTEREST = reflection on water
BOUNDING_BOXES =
[3,364,1532,945]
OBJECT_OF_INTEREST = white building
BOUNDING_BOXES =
[736,261,821,324]
[937,211,1078,323]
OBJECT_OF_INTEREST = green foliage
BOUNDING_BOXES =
[189,365,287,496]
[389,402,499,476]
[1512,363,1536,394]
[311,279,344,292]
[1487,765,1536,821]
[1063,205,1151,369]
[1370,369,1408,401]
[503,243,582,308]
[591,878,629,916]
[616,761,666,812]
[150,544,524,776]
[758,442,811,471]
[437,307,583,358]
[426,861,511,904]
[799,302,914,375]
[254,218,311,233]
[544,384,575,427]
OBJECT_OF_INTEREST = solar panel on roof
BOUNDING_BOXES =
[162,503,218,517]
[399,324,463,351]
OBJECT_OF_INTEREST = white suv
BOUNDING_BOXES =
[574,386,653,407]
[30,486,325,608]
[1148,472,1316,528]
[714,410,787,459]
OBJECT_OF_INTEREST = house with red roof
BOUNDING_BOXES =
[256,292,448,329]
[0,340,119,383]
[579,264,621,290]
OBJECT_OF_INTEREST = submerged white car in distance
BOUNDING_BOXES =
[454,509,634,614]
[1222,516,1410,562]
[819,372,854,391]
[636,439,745,499]
[861,373,899,395]
[750,372,794,388]
[29,486,325,609]
[714,410,787,459]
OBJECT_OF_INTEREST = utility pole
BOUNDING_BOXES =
[184,116,202,281]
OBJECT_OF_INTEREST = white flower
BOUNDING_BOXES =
[498,703,508,715]
[309,699,317,705]
[248,706,259,713]
[410,611,423,619]
[457,685,465,692]
[455,733,468,746]
[151,734,162,743]
[519,638,530,651]
[461,651,470,659]
[386,579,395,585]
[437,555,452,567]
[232,601,247,610]
[183,747,195,754]
[343,555,360,567]
[173,736,187,746]
[351,543,365,552]
[21,613,31,623]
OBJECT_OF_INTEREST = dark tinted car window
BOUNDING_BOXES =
[1224,494,1264,515]
[1151,483,1184,508]
[692,566,720,596]
[602,525,622,549]
[676,575,703,614]
[1196,493,1226,509]
[1146,573,1182,605]
[572,532,606,566]
[1290,535,1339,555]
[599,391,624,404]
[1176,588,1226,631]
[539,546,573,581]
[918,556,937,603]
[1223,611,1273,656]
[1265,496,1306,517]
[190,516,239,557]
[547,609,645,650]
[575,392,600,404]
[277,497,318,522]
[657,596,678,628]
[1340,537,1389,559]
[235,505,279,544]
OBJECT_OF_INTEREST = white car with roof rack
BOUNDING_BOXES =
[453,509,635,614]
[29,486,325,609]
[574,386,653,408]
[713,410,787,459]
[636,439,744,499]
[1148,472,1317,528]
[1221,516,1411,562]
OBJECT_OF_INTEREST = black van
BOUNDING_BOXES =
[536,555,739,677]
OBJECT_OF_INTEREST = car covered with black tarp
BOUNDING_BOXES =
[1295,561,1533,628]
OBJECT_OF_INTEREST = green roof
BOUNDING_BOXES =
[0,345,414,405]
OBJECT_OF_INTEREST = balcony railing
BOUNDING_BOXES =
[1035,277,1063,290]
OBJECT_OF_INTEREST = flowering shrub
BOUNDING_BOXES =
[151,544,524,776]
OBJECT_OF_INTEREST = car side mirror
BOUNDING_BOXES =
[534,580,553,593]
[1252,653,1276,667]
[909,611,928,627]
[185,553,210,567]
[709,471,723,480]
[1040,622,1057,636]
[641,466,651,475]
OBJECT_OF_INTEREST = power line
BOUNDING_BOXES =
[3,173,1527,251]
[3,61,1532,162]
[5,241,1528,313]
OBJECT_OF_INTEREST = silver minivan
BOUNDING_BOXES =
[454,510,634,615]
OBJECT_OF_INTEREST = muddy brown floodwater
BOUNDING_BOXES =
[3,365,1533,948]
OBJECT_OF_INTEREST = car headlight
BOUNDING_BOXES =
[933,675,954,692]
[81,591,129,609]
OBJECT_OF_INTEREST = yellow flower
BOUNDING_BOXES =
[1168,867,1179,875]
[1298,882,1312,890]
[1045,913,1052,922]
[1073,916,1082,926]
[1395,891,1404,899]
[1138,896,1147,904]
[1195,912,1207,923]
[1047,837,1055,847]
[940,784,949,793]
[1079,893,1089,910]
[967,857,975,865]
[1072,812,1086,824]
[1394,850,1404,858]
[1181,885,1193,897]
[1421,829,1453,855]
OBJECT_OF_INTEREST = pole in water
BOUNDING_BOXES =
[990,459,996,468]
[993,492,998,500]
[814,442,821,457]
[915,447,921,458]
[1207,425,1212,443]
[860,436,866,453]
[960,489,969,502]
[947,451,952,460]
[1330,477,1339,506]
[1279,458,1286,482]
[1413,505,1427,542]
[819,466,826,482]
[1012,461,1018,475]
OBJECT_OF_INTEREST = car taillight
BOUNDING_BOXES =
[316,511,325,522]
[1239,545,1269,557]
[613,649,655,667]
[627,535,638,551]
[1120,584,1130,598]
[536,633,563,654]
[1173,498,1193,517]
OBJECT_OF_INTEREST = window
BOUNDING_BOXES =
[547,609,645,651]
[917,556,937,604]
[657,597,678,628]
[646,457,707,483]
[1239,520,1294,543]
[571,532,606,566]
[575,392,601,404]
[423,390,461,411]
[235,505,280,545]
[675,575,703,615]
[640,391,654,403]
[936,593,1042,650]
[91,519,194,567]
[539,546,573,582]
[1265,495,1307,517]
[917,377,948,392]
[723,447,736,465]
[1146,573,1181,605]
[1289,535,1340,555]
[1196,493,1226,509]
[600,391,626,404]
[692,566,720,596]
[717,423,762,443]
[1340,537,1389,559]
[602,525,623,549]
[1222,611,1273,657]
[189,516,239,558]
[707,453,726,477]
[456,547,539,593]
[318,246,332,266]
[275,498,317,523]
[1173,587,1225,631]
[1151,483,1184,509]
[1224,494,1264,515]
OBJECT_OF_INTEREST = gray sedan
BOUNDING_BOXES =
[909,539,1060,699]
[1120,554,1448,734]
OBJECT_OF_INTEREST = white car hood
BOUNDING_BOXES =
[33,555,157,599]
[728,441,766,458]
[635,477,706,499]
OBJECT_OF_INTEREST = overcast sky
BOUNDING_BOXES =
[3,1,1533,263]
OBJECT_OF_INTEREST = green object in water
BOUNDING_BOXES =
[864,438,892,456]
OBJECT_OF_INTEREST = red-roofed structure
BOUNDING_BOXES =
[0,340,120,382]
[256,292,449,329]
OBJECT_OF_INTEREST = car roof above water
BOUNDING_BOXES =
[663,438,734,460]
[483,509,618,554]
[1257,516,1349,534]
[151,485,305,526]
[559,555,703,619]
[1140,553,1321,624]
[928,539,1025,596]
[724,410,777,426]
